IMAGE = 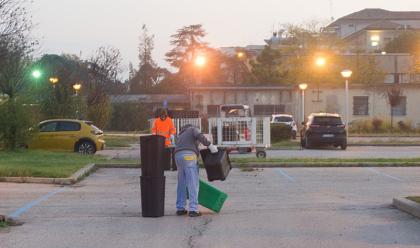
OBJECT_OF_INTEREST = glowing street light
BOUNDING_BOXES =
[341,69,353,137]
[298,83,308,123]
[32,70,42,79]
[237,52,245,59]
[49,77,59,88]
[315,57,326,67]
[73,83,82,96]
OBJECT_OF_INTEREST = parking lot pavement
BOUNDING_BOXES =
[1,167,420,248]
[97,145,420,160]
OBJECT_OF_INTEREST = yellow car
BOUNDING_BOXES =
[29,119,105,154]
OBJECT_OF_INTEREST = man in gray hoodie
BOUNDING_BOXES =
[174,124,217,217]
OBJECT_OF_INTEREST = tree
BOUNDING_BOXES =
[36,54,87,119]
[385,85,404,132]
[0,0,36,150]
[384,31,420,54]
[250,46,285,84]
[86,46,123,128]
[165,24,208,85]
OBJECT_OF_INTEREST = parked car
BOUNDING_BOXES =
[300,113,347,150]
[271,114,298,139]
[28,119,105,154]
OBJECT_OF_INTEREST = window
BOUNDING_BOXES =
[57,121,81,132]
[207,105,219,117]
[254,105,285,116]
[312,117,343,126]
[39,122,57,132]
[391,96,407,116]
[353,96,369,116]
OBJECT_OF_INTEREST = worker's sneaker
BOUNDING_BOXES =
[188,211,202,217]
[176,210,187,216]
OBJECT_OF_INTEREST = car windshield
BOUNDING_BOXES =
[85,121,103,134]
[312,117,342,126]
[274,116,293,122]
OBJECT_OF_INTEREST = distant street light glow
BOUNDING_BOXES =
[341,69,353,78]
[237,52,245,59]
[299,83,308,91]
[32,70,42,79]
[315,57,326,67]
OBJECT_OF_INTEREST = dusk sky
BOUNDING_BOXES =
[31,0,420,77]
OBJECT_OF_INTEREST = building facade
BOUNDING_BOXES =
[189,86,296,117]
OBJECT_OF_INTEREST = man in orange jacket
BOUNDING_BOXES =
[152,109,176,147]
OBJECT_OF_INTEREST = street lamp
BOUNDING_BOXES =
[73,83,82,119]
[341,69,353,137]
[73,83,82,96]
[298,83,308,123]
[237,52,245,59]
[315,57,326,67]
[31,70,42,79]
[49,77,59,88]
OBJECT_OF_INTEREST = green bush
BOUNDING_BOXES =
[271,124,292,142]
[0,99,35,150]
[108,102,149,131]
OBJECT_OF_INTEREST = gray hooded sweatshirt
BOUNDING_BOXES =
[174,124,211,156]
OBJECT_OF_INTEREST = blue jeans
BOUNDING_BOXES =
[175,150,199,212]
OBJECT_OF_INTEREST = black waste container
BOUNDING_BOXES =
[200,148,232,181]
[140,135,165,177]
[163,148,172,171]
[140,176,165,217]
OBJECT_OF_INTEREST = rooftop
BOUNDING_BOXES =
[327,8,420,28]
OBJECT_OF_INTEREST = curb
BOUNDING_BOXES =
[0,163,97,185]
[393,197,420,219]
[0,163,140,185]
[232,162,420,168]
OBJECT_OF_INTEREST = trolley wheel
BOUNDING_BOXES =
[256,151,266,159]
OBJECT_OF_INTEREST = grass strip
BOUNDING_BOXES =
[407,197,420,204]
[0,150,136,178]
[104,135,139,148]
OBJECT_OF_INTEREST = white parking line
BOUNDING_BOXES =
[366,168,403,182]
[275,168,295,182]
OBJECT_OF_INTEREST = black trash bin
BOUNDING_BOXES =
[140,135,165,177]
[163,148,172,171]
[140,135,166,217]
[140,176,165,217]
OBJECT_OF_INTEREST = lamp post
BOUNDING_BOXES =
[73,83,82,119]
[73,83,82,96]
[341,69,353,137]
[49,77,59,88]
[298,83,308,123]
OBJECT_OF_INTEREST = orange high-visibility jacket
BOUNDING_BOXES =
[152,117,176,146]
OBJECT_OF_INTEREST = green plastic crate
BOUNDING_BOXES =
[198,179,228,213]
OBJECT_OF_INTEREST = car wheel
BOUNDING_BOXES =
[340,142,347,150]
[256,151,266,158]
[77,141,96,155]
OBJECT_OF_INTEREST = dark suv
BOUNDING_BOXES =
[300,113,347,150]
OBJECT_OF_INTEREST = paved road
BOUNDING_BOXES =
[97,144,420,160]
[1,167,420,247]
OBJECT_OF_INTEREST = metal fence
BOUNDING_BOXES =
[208,117,271,149]
[149,118,202,135]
